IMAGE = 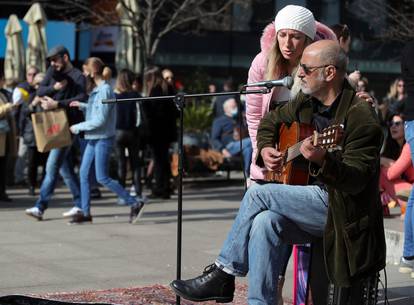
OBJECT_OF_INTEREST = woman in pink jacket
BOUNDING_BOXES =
[244,6,336,304]
[246,5,336,181]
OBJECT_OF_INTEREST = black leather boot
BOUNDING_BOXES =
[170,264,235,303]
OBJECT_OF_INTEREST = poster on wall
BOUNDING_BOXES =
[90,26,118,52]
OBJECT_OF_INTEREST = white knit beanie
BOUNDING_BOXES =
[274,5,316,40]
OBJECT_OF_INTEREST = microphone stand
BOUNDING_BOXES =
[103,87,270,305]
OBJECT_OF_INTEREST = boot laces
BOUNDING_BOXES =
[203,263,216,274]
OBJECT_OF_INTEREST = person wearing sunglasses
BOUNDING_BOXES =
[243,5,336,303]
[246,5,336,184]
[380,114,412,218]
[171,40,386,305]
[382,78,407,119]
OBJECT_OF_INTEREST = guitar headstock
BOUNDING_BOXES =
[313,124,344,151]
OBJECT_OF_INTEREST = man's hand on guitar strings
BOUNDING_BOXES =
[300,137,326,166]
[261,147,284,172]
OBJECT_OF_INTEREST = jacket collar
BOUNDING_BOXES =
[298,79,356,125]
[334,79,356,125]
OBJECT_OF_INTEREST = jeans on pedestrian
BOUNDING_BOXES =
[225,138,253,176]
[404,120,414,257]
[78,137,99,190]
[14,137,28,183]
[79,137,137,216]
[115,129,142,196]
[215,182,328,305]
[35,144,81,212]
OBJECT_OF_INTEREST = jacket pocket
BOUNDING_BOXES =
[342,215,377,278]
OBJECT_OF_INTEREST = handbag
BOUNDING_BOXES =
[31,109,72,152]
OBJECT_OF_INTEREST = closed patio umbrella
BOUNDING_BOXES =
[24,2,48,72]
[4,14,25,83]
[115,0,141,73]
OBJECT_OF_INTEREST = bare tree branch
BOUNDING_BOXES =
[350,0,414,41]
[26,0,251,71]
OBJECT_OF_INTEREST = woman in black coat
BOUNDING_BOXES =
[143,67,178,199]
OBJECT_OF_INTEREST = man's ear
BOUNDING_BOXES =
[324,66,336,82]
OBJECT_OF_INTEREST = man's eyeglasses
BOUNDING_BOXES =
[389,120,404,127]
[299,63,338,75]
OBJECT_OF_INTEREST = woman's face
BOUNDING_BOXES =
[277,29,307,63]
[82,64,91,77]
[357,80,366,92]
[397,80,405,95]
[389,115,404,141]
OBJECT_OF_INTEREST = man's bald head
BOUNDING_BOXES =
[304,40,348,76]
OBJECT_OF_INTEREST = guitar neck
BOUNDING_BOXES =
[285,140,305,163]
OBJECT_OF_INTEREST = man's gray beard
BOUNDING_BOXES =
[300,72,325,95]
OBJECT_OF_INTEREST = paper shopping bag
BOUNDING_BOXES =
[31,109,72,152]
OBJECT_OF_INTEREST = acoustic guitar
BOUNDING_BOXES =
[264,122,344,185]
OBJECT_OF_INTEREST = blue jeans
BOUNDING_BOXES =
[77,137,99,189]
[404,121,414,257]
[216,183,328,305]
[226,138,253,176]
[80,137,137,216]
[35,144,81,212]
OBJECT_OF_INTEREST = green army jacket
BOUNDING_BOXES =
[256,80,386,287]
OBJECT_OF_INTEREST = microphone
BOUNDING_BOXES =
[245,76,293,89]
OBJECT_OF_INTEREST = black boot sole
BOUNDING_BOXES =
[169,283,233,303]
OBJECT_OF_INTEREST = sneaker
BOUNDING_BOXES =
[130,202,145,224]
[69,213,92,224]
[25,207,43,221]
[399,257,414,273]
[129,185,137,197]
[62,207,82,218]
[136,194,148,204]
[117,198,127,205]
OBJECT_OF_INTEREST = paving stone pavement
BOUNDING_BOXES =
[0,174,413,304]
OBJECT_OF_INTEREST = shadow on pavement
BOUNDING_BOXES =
[0,295,110,305]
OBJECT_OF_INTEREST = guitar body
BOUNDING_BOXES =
[265,122,314,185]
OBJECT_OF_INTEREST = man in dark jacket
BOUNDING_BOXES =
[170,40,386,304]
[25,45,87,221]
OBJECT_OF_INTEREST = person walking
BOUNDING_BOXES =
[114,68,146,203]
[18,73,48,196]
[142,66,178,199]
[69,57,144,224]
[13,65,39,186]
[25,45,86,220]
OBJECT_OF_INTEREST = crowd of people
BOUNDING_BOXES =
[0,45,180,224]
[1,3,414,304]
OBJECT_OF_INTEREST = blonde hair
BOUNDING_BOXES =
[84,57,112,80]
[144,66,169,96]
[115,69,134,93]
[387,78,405,100]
